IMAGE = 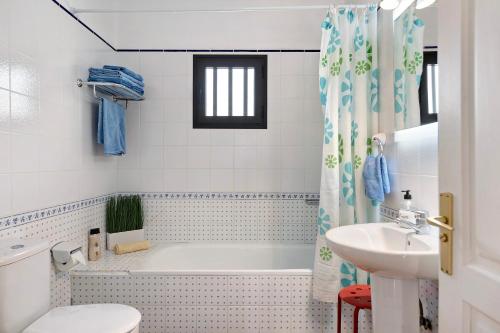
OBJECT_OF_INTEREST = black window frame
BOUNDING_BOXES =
[193,55,267,129]
[418,50,438,125]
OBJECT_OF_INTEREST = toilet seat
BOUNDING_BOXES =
[23,304,141,333]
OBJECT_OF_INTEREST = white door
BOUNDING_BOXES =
[439,0,500,332]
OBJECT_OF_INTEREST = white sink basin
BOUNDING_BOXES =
[325,222,439,279]
[325,222,439,333]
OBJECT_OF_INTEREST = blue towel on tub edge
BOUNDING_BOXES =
[362,154,390,203]
[97,98,126,156]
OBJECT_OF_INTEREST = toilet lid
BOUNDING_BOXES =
[23,304,141,333]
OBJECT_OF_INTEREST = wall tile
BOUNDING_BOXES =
[210,146,234,169]
[0,89,9,131]
[188,169,210,192]
[164,146,188,169]
[188,146,210,169]
[117,53,322,194]
[235,147,257,169]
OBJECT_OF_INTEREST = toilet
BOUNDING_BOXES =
[0,238,141,333]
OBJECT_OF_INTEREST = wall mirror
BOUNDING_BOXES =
[393,1,438,130]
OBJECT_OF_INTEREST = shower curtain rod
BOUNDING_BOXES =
[72,4,378,14]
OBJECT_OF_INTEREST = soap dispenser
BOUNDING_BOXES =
[401,190,412,210]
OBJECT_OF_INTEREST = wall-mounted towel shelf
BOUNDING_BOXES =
[76,79,144,107]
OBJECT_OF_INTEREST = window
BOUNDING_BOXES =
[419,51,438,125]
[193,55,267,129]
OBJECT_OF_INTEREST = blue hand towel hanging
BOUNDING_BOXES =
[97,97,126,156]
[362,153,390,203]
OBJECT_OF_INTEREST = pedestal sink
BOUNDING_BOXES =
[325,222,438,333]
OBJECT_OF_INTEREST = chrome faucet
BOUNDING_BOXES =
[396,210,430,234]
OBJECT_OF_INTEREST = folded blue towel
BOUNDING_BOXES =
[88,68,145,95]
[97,98,126,155]
[90,67,144,88]
[362,154,390,203]
[103,65,143,82]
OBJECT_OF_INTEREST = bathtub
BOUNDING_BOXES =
[132,242,315,273]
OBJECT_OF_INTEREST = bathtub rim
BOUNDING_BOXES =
[71,268,314,276]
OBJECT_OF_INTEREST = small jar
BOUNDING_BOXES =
[88,228,102,261]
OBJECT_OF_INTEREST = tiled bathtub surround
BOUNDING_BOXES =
[71,271,437,333]
[137,192,319,243]
[72,273,373,333]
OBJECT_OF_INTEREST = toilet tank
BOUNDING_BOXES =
[0,239,50,333]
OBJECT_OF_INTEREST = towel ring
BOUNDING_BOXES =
[371,133,386,154]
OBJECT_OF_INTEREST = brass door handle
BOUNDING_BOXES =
[429,193,454,275]
[427,216,454,232]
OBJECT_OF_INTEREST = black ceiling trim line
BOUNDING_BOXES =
[52,0,116,51]
[116,49,321,53]
[52,1,321,54]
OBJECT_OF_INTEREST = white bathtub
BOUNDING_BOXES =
[130,242,315,273]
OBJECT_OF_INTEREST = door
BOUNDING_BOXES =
[439,0,500,332]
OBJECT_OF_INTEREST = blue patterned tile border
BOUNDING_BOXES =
[0,192,320,232]
[380,204,399,220]
[118,192,320,201]
[0,194,113,231]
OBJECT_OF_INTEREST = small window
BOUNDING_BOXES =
[419,51,438,125]
[193,55,267,129]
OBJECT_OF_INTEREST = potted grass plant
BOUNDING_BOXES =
[106,195,144,250]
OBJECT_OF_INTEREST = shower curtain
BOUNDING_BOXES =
[313,5,379,302]
[394,4,425,130]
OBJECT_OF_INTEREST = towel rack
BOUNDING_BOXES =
[76,79,145,108]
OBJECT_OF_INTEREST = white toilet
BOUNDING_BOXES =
[0,238,141,333]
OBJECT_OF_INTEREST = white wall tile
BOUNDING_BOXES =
[210,130,235,146]
[117,53,322,194]
[0,131,10,173]
[165,99,190,123]
[140,101,165,123]
[164,76,190,100]
[0,0,119,218]
[188,146,210,169]
[235,130,258,146]
[0,89,9,131]
[210,146,234,169]
[188,169,210,192]
[164,146,188,169]
[0,174,11,217]
[235,147,257,169]
[188,129,210,146]
[164,169,188,191]
[141,146,164,169]
[10,133,39,173]
[164,123,189,146]
[11,173,39,212]
[234,169,258,192]
[280,53,305,76]
[384,124,439,213]
[257,169,281,192]
[210,169,234,192]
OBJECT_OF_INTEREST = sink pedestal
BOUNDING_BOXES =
[371,275,420,333]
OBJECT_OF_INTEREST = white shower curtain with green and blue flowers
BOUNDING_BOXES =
[313,5,379,302]
[394,4,425,130]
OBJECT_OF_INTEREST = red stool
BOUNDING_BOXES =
[337,284,372,333]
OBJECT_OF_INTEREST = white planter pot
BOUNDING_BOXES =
[106,229,144,251]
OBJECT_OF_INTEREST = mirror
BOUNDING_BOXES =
[393,2,438,130]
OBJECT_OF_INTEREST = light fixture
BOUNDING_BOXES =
[380,0,400,10]
[416,0,436,9]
